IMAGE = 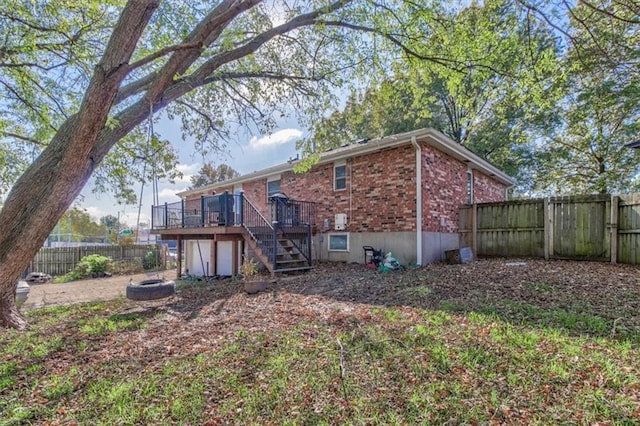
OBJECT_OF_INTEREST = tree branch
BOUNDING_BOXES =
[127,41,204,71]
[0,131,46,146]
[114,0,261,106]
[579,0,640,24]
[318,20,513,76]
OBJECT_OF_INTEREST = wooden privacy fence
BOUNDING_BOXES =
[26,244,162,276]
[459,193,640,265]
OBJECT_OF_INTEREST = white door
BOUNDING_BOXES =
[217,241,233,276]
[188,240,212,276]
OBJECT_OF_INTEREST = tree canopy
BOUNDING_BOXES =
[189,163,240,189]
[51,208,108,243]
[299,0,639,195]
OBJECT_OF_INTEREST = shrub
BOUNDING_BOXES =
[78,255,113,277]
[112,259,144,275]
[54,270,83,283]
[143,250,161,270]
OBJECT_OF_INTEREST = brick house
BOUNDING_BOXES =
[151,128,513,276]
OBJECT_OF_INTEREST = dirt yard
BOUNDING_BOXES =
[21,269,177,309]
[109,257,640,349]
[19,258,640,341]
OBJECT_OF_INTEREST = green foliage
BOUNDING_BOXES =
[530,1,640,195]
[142,250,160,271]
[79,254,112,276]
[53,207,107,243]
[54,254,113,282]
[299,0,561,193]
[54,270,84,283]
[0,0,122,196]
[189,163,240,189]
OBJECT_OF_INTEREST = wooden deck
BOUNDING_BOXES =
[151,224,245,240]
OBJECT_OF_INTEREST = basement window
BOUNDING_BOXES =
[328,233,349,251]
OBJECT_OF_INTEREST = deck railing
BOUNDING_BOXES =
[151,192,237,229]
[151,192,315,268]
[271,195,314,265]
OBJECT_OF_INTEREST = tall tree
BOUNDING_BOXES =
[301,0,560,190]
[0,0,454,329]
[189,163,240,189]
[52,208,107,243]
[100,215,120,229]
[530,0,640,194]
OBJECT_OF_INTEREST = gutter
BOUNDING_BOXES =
[179,127,515,198]
[411,136,422,266]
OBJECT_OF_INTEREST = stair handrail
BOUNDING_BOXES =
[271,196,313,266]
[240,194,279,266]
[240,194,272,233]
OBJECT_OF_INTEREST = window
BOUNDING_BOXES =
[334,162,346,191]
[328,233,349,251]
[466,169,473,204]
[267,175,281,198]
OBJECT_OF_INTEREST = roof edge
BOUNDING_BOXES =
[179,127,514,197]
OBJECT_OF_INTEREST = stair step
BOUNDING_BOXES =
[273,266,314,273]
[277,259,308,265]
[277,254,302,260]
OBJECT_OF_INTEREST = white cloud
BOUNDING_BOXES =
[83,206,107,221]
[176,162,201,176]
[248,129,303,150]
[158,187,185,203]
[172,162,200,185]
[120,212,150,228]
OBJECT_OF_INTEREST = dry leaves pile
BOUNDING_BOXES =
[108,258,640,362]
[4,258,640,424]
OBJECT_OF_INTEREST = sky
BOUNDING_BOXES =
[80,115,304,227]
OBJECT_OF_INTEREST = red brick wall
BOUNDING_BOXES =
[201,141,507,234]
[240,179,269,217]
[421,145,468,232]
[230,145,418,232]
[473,171,507,203]
[348,146,417,232]
[420,145,509,232]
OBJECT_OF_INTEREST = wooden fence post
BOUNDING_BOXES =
[544,197,555,259]
[611,195,619,264]
[544,197,550,260]
[472,203,478,256]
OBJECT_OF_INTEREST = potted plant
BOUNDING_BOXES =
[240,256,267,294]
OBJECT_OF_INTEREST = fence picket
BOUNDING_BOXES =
[463,193,638,265]
[24,244,162,276]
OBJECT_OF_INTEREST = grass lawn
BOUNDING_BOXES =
[1,259,640,424]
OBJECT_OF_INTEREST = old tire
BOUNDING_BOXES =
[126,279,175,301]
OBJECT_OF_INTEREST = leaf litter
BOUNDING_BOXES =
[2,258,640,424]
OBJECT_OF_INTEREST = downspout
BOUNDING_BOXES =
[411,137,422,266]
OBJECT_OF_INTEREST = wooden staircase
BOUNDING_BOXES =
[240,196,313,274]
[242,231,312,273]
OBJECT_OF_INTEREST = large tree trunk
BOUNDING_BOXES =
[0,0,348,329]
[0,283,28,330]
[0,0,159,329]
